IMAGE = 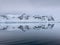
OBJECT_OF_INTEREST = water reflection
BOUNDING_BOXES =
[0,23,54,32]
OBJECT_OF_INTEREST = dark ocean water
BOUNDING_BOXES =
[0,23,60,45]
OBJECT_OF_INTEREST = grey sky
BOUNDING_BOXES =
[0,0,60,13]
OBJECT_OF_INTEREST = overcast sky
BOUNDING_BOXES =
[0,0,60,13]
